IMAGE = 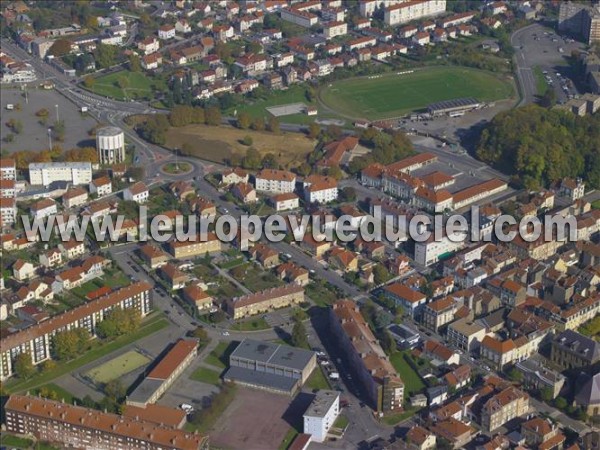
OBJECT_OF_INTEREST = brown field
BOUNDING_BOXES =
[209,388,294,450]
[165,124,316,168]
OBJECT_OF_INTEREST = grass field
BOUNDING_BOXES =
[190,367,222,385]
[390,351,426,397]
[88,70,165,101]
[320,66,514,120]
[204,341,237,369]
[533,66,549,95]
[305,366,331,391]
[85,350,150,384]
[230,317,270,331]
[165,124,316,168]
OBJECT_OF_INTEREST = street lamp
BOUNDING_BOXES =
[55,104,59,122]
[47,128,53,151]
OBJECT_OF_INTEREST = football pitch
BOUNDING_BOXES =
[85,350,150,385]
[319,66,514,120]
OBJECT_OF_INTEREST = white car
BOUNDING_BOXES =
[180,403,194,412]
[222,331,230,336]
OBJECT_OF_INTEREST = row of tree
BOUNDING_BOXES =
[476,104,600,189]
[10,146,98,170]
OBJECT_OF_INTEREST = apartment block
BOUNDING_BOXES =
[447,318,486,352]
[303,390,340,443]
[480,386,530,432]
[29,162,92,186]
[167,233,222,258]
[0,282,151,380]
[254,169,296,193]
[5,395,208,449]
[422,296,459,332]
[330,300,404,413]
[384,0,447,27]
[551,329,600,369]
[225,285,304,319]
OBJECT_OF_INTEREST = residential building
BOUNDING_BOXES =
[422,296,459,332]
[270,192,299,211]
[226,285,304,319]
[62,187,88,209]
[414,233,466,266]
[182,284,213,314]
[167,233,222,258]
[0,179,16,198]
[383,283,427,318]
[249,243,279,268]
[406,425,436,450]
[127,339,197,407]
[551,329,600,369]
[303,390,340,443]
[447,318,486,352]
[281,8,318,28]
[158,24,176,40]
[138,244,169,269]
[137,36,159,55]
[517,357,566,399]
[323,21,348,39]
[59,240,85,259]
[0,158,16,180]
[159,263,188,290]
[89,176,112,197]
[304,176,338,204]
[4,395,208,449]
[0,282,151,379]
[232,182,257,204]
[0,197,17,225]
[423,340,460,366]
[255,169,296,193]
[330,300,404,413]
[430,418,474,449]
[480,386,530,432]
[29,162,92,186]
[124,182,149,203]
[385,0,447,26]
[30,198,57,219]
[13,260,36,281]
[521,417,565,449]
[223,339,316,395]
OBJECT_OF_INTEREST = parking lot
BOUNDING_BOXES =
[0,88,97,152]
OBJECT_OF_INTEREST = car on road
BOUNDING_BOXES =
[222,331,230,336]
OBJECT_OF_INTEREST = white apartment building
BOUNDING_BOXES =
[414,231,466,266]
[271,193,300,212]
[0,197,17,225]
[0,159,16,180]
[323,21,348,39]
[254,169,296,193]
[304,390,340,443]
[89,177,112,197]
[29,162,92,187]
[280,8,318,28]
[124,182,149,204]
[385,0,447,26]
[30,199,58,220]
[304,178,338,204]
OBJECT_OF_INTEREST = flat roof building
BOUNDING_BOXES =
[303,390,340,443]
[223,338,316,395]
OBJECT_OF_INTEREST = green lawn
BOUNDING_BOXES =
[32,383,78,404]
[5,314,169,394]
[306,281,339,307]
[381,407,421,426]
[226,84,315,119]
[230,317,270,331]
[204,341,236,369]
[305,367,331,391]
[1,434,34,449]
[320,66,514,119]
[533,66,549,95]
[592,200,600,210]
[278,427,300,450]
[333,414,349,430]
[88,70,166,101]
[390,351,426,397]
[190,367,222,385]
[229,263,284,293]
[85,350,150,384]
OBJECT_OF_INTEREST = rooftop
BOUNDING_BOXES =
[304,390,339,418]
[230,338,315,371]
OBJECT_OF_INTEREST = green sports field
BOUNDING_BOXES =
[85,350,150,384]
[319,66,514,120]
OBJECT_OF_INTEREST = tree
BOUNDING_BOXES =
[169,105,195,127]
[261,153,278,169]
[507,367,523,382]
[96,308,141,339]
[53,328,89,360]
[297,162,311,177]
[379,330,396,355]
[104,379,126,401]
[14,353,35,379]
[36,108,49,118]
[340,186,356,202]
[251,116,265,131]
[308,122,321,139]
[94,43,117,69]
[40,360,57,374]
[326,165,343,180]
[116,76,129,90]
[83,75,95,88]
[539,87,556,108]
[268,116,280,134]
[554,397,568,410]
[128,53,141,72]
[373,264,391,285]
[241,135,253,146]
[540,387,554,403]
[291,320,308,348]
[237,111,251,129]
[53,120,65,141]
[242,147,261,170]
[191,326,208,341]
[48,39,72,57]
[204,106,221,126]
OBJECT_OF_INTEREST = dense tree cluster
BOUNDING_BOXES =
[476,105,600,189]
[52,328,90,360]
[96,308,141,339]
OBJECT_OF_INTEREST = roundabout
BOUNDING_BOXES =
[160,161,193,176]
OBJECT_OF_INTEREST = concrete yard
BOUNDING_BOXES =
[210,388,301,450]
[0,88,97,153]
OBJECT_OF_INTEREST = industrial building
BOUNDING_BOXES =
[223,339,316,395]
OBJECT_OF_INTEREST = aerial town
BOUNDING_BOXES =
[0,0,599,449]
